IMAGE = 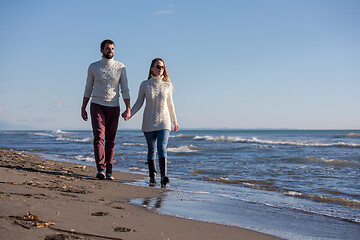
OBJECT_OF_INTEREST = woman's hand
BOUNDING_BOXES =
[173,122,179,132]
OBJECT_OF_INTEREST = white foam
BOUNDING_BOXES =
[56,137,92,143]
[74,155,95,162]
[52,129,69,134]
[319,158,358,166]
[298,156,359,166]
[128,167,147,172]
[135,151,147,155]
[122,142,147,147]
[285,191,302,196]
[194,135,242,142]
[34,132,55,137]
[167,145,198,153]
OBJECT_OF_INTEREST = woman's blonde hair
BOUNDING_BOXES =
[148,58,171,83]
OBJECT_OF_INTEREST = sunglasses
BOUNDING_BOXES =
[155,65,165,70]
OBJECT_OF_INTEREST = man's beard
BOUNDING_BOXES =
[103,53,114,59]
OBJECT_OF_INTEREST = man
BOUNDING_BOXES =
[81,39,131,180]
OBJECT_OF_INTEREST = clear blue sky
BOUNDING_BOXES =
[0,0,359,130]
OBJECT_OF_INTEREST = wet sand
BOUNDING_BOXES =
[0,149,282,240]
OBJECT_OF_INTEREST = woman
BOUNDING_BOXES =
[128,58,179,186]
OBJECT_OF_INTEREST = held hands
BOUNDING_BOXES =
[122,108,131,121]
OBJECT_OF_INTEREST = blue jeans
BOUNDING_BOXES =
[144,130,170,160]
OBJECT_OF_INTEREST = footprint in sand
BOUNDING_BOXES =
[91,211,109,216]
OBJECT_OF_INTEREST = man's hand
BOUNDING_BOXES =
[81,97,90,121]
[81,108,88,121]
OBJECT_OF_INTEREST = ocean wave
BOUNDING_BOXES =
[191,135,360,148]
[115,151,147,156]
[167,145,199,153]
[201,177,272,188]
[284,191,360,209]
[52,129,69,134]
[283,156,358,166]
[335,132,360,138]
[33,131,92,144]
[330,142,360,148]
[191,169,212,175]
[128,166,148,173]
[171,134,195,139]
[56,137,92,143]
[123,142,201,154]
[191,169,226,176]
[73,155,95,163]
[201,176,360,210]
[194,135,242,142]
[34,132,56,137]
[122,142,147,147]
[34,130,69,137]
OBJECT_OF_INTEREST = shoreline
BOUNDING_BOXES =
[0,149,282,240]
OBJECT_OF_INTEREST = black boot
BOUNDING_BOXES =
[147,159,157,184]
[159,157,169,187]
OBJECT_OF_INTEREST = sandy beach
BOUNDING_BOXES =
[0,149,282,240]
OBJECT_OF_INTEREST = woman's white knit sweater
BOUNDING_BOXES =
[131,76,177,132]
[84,57,130,107]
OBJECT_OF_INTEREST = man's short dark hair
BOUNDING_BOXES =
[101,39,115,50]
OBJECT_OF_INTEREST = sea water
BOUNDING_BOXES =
[1,129,359,239]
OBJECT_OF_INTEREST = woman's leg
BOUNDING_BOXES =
[157,130,170,186]
[144,131,158,183]
[157,130,170,159]
[144,131,157,160]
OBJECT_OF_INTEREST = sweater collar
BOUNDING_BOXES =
[150,75,164,81]
[101,57,114,66]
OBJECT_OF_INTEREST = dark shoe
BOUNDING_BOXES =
[106,172,114,180]
[96,170,105,180]
[161,176,169,187]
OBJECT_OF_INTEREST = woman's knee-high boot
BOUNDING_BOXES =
[147,160,157,183]
[159,157,169,186]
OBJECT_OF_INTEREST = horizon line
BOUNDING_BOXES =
[1,128,360,131]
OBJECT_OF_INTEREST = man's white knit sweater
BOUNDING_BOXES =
[131,76,177,132]
[84,57,130,107]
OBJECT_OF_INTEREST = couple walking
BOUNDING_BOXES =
[81,40,179,187]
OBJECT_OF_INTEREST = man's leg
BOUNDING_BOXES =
[104,106,120,176]
[90,103,106,178]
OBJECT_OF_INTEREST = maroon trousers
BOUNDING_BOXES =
[90,103,120,173]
